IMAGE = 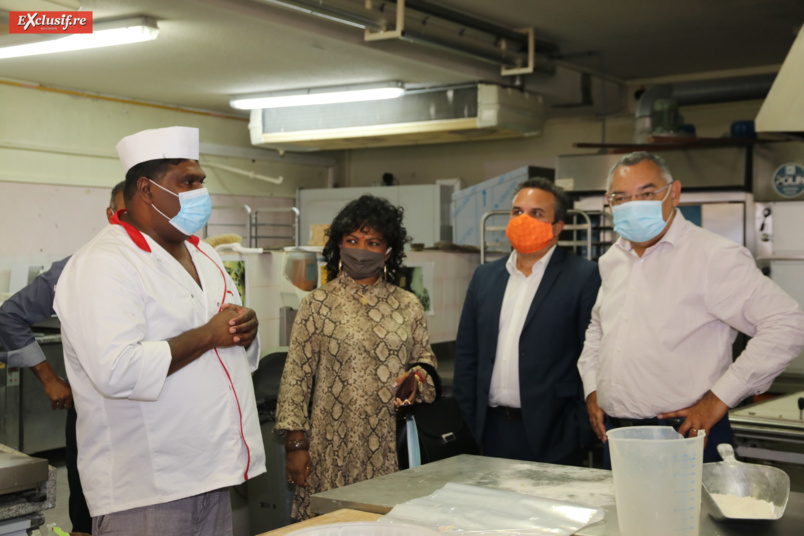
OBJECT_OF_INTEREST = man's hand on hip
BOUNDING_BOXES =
[30,361,73,410]
[658,390,729,447]
[586,391,607,443]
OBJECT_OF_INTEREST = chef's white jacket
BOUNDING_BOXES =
[54,218,266,517]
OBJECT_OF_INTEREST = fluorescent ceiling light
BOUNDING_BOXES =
[230,82,405,110]
[0,16,159,60]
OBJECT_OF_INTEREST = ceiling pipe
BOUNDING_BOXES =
[400,29,550,71]
[256,0,557,74]
[398,0,558,55]
[258,0,384,30]
[634,73,776,142]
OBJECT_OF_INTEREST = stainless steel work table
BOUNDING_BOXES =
[311,454,804,535]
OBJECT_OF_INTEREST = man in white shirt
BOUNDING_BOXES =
[578,151,804,463]
[454,178,600,465]
[54,127,266,535]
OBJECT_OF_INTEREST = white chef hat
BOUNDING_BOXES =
[116,126,199,173]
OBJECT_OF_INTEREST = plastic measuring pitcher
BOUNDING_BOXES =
[608,426,705,536]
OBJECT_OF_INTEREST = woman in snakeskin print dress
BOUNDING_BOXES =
[275,195,438,520]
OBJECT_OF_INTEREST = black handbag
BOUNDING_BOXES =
[396,364,480,469]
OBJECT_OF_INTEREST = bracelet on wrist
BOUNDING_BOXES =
[285,437,310,451]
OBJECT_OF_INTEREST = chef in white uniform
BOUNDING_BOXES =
[54,126,266,536]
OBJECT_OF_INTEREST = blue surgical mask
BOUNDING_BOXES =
[611,186,672,243]
[149,179,212,236]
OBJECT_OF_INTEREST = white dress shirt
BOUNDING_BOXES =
[54,222,266,517]
[578,211,804,419]
[489,245,556,408]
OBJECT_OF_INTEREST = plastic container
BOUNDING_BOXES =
[608,426,705,536]
[286,522,440,536]
[730,120,756,139]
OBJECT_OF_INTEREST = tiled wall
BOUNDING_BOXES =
[406,251,480,344]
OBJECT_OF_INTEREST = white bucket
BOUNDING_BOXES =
[608,426,705,536]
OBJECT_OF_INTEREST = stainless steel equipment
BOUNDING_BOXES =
[0,450,48,496]
[310,454,804,536]
[1,334,67,454]
[247,351,294,533]
[703,443,790,520]
[0,444,54,533]
[752,142,804,380]
[556,146,751,192]
[729,391,804,492]
[557,147,757,260]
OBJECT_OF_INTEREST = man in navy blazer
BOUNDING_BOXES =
[453,177,600,465]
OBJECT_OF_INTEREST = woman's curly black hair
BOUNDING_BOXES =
[323,195,410,285]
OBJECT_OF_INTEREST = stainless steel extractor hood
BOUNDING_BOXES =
[756,27,804,134]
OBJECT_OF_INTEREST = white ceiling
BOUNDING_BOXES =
[0,0,803,117]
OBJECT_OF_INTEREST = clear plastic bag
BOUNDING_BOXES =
[382,482,605,536]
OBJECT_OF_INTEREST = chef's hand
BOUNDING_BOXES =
[168,308,257,375]
[393,370,418,409]
[203,307,243,348]
[586,391,607,443]
[220,304,259,348]
[31,361,74,410]
[658,390,729,446]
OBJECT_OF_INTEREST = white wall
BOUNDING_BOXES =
[0,82,333,292]
[0,82,333,197]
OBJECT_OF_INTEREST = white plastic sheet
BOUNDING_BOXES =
[382,482,605,536]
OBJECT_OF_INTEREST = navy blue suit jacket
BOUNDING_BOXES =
[453,247,600,463]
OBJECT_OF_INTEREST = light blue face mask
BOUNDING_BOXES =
[149,179,212,236]
[611,184,672,243]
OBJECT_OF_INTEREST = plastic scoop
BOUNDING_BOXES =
[702,443,790,521]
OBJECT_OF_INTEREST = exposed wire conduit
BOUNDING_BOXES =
[0,140,284,185]
[203,161,284,185]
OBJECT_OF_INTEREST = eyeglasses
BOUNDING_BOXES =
[607,182,673,206]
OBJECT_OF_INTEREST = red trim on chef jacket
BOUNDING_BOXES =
[110,209,202,252]
[190,241,253,480]
[110,209,151,252]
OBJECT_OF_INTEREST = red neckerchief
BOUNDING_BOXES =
[110,209,200,252]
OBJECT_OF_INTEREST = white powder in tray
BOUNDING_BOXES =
[710,493,779,519]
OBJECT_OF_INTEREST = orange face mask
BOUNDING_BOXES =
[505,214,555,254]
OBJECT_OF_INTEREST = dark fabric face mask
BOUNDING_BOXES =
[340,247,387,280]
